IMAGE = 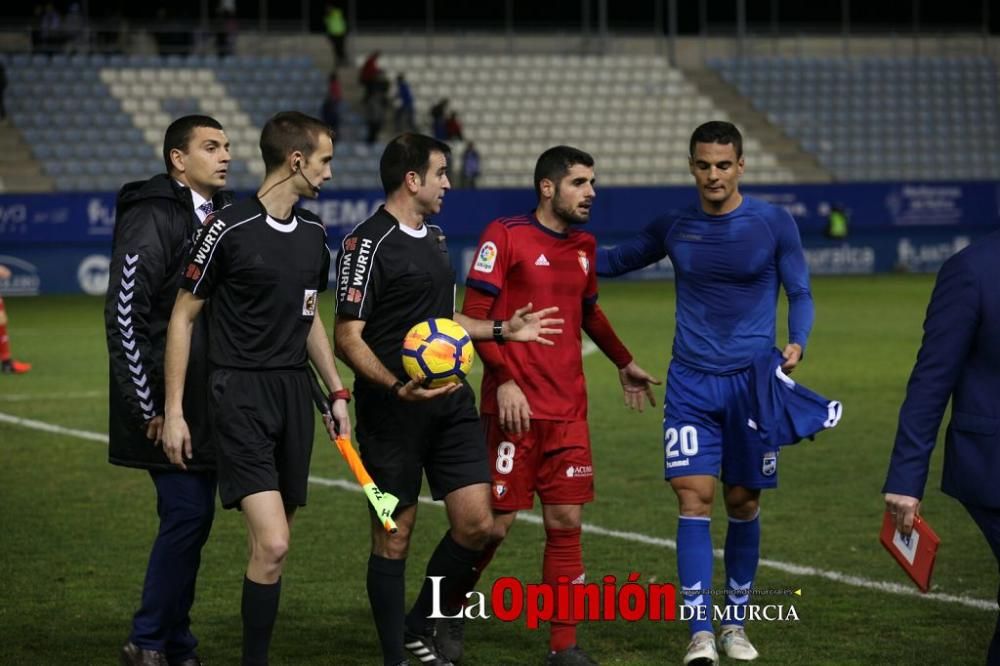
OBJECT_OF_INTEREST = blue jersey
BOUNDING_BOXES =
[748,348,841,450]
[597,196,814,374]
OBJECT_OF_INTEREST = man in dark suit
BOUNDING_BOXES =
[883,230,1000,665]
[106,115,232,666]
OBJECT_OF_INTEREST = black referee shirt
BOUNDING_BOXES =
[335,206,455,384]
[181,197,331,370]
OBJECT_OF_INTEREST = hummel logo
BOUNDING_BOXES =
[534,254,550,266]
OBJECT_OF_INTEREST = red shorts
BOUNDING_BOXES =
[482,414,594,511]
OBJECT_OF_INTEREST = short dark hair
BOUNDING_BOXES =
[689,120,743,158]
[533,145,595,199]
[162,115,223,173]
[259,111,335,173]
[379,133,451,195]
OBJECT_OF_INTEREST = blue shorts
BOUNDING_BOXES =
[663,361,778,489]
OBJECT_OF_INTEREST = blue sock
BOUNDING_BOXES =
[723,511,760,627]
[677,516,713,635]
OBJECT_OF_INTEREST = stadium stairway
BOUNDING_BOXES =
[681,67,831,183]
[0,123,52,193]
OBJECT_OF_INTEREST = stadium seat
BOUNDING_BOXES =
[707,55,1000,181]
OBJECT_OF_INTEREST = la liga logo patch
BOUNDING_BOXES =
[475,241,498,273]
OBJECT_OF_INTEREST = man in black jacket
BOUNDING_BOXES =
[105,115,232,666]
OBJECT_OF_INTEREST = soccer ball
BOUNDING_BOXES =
[401,318,475,388]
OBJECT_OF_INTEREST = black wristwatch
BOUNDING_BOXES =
[492,319,505,344]
[390,380,405,398]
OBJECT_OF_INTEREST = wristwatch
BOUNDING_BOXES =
[493,319,505,344]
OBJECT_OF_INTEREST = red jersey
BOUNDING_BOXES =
[464,214,598,420]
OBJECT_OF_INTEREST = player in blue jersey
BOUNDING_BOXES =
[597,121,814,665]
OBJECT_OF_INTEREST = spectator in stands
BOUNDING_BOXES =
[364,71,390,145]
[153,7,193,56]
[63,3,86,54]
[325,2,348,69]
[95,8,125,55]
[430,98,449,140]
[445,111,464,141]
[461,141,481,189]
[0,62,6,122]
[215,0,238,58]
[359,50,381,98]
[0,265,31,375]
[321,72,342,134]
[35,3,62,54]
[394,73,415,132]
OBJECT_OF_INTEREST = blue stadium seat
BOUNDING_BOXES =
[707,55,1000,181]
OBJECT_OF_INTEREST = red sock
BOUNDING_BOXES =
[0,322,10,362]
[544,526,583,652]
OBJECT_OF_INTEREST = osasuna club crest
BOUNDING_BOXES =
[577,250,589,275]
[762,451,777,476]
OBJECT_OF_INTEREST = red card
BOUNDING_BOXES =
[879,510,941,593]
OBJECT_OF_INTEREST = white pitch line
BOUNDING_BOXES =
[0,390,105,402]
[0,411,110,443]
[2,411,995,612]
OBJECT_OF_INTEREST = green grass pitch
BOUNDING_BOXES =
[0,277,995,664]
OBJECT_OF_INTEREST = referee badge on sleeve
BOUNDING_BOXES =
[302,289,318,316]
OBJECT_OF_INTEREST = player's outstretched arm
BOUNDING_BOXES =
[162,290,205,470]
[618,361,661,412]
[454,303,563,345]
[595,218,671,277]
[307,314,351,437]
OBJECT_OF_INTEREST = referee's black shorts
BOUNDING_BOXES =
[355,381,490,507]
[209,368,315,510]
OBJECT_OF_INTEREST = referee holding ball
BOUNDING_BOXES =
[334,132,561,666]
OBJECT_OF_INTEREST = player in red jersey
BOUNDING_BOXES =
[0,265,31,374]
[450,146,659,665]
